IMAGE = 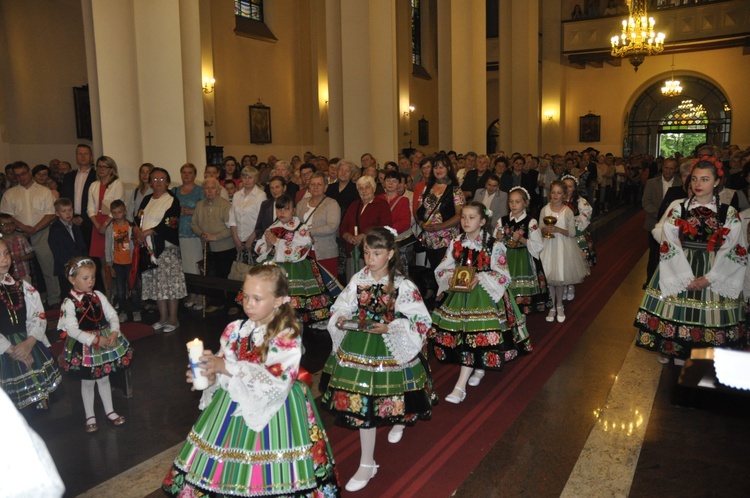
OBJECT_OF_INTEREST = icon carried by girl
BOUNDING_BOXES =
[430,202,531,404]
[320,227,435,492]
[58,257,132,432]
[163,265,339,497]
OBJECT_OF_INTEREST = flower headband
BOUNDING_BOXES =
[689,155,724,179]
[509,186,530,200]
[384,226,398,237]
[560,174,578,186]
[68,258,94,276]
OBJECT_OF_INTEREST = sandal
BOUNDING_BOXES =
[85,416,98,433]
[107,411,126,426]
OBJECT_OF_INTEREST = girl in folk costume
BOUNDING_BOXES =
[430,202,531,404]
[164,265,339,498]
[254,194,332,325]
[0,239,61,410]
[561,174,596,301]
[539,181,590,323]
[58,258,133,432]
[320,227,434,493]
[495,187,550,315]
[635,156,747,364]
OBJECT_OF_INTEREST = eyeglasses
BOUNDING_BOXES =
[96,165,112,169]
[151,178,168,183]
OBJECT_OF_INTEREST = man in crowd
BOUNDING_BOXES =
[461,153,492,201]
[326,159,360,215]
[642,157,679,288]
[59,144,96,249]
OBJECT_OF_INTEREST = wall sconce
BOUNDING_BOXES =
[403,105,415,117]
[202,77,215,94]
[544,110,554,121]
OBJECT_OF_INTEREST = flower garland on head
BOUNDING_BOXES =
[560,174,578,185]
[68,259,94,277]
[509,186,530,201]
[384,226,398,238]
[689,155,724,179]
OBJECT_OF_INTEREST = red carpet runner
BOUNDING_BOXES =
[323,211,648,497]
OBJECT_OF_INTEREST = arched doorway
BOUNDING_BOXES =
[487,119,500,155]
[625,75,731,156]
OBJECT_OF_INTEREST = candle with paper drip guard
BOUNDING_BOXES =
[187,339,210,390]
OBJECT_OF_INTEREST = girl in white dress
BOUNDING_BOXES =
[539,181,589,323]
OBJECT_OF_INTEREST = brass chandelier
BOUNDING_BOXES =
[661,55,682,98]
[611,0,665,72]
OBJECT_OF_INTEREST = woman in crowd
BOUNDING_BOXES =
[229,166,266,269]
[240,154,253,171]
[127,163,154,222]
[295,172,340,277]
[416,153,465,269]
[254,175,287,239]
[340,176,392,279]
[635,156,747,364]
[381,170,415,272]
[173,163,204,310]
[219,156,241,188]
[0,239,61,410]
[135,168,186,333]
[88,156,125,289]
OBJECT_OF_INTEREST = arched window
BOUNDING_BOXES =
[235,0,263,22]
[411,0,422,67]
[234,0,275,42]
[658,99,709,157]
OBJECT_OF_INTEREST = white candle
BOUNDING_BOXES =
[354,226,358,236]
[186,339,209,390]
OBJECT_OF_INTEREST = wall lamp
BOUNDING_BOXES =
[202,77,215,94]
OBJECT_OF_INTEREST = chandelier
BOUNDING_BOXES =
[661,55,682,97]
[611,0,665,71]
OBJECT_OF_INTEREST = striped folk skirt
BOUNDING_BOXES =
[506,247,550,314]
[60,326,133,380]
[0,331,61,409]
[279,260,333,324]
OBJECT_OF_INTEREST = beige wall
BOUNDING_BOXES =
[0,0,88,167]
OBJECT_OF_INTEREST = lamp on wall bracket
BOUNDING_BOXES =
[403,105,415,117]
[661,55,682,98]
[610,0,665,72]
[544,110,554,122]
[202,77,215,94]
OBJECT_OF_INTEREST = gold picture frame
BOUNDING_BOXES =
[450,266,475,292]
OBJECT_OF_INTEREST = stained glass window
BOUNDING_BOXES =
[411,0,422,66]
[235,0,263,23]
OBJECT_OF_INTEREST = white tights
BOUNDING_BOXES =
[81,376,115,420]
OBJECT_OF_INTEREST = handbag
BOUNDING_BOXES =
[228,250,253,281]
[138,243,158,272]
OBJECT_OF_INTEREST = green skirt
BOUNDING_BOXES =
[164,381,339,497]
[506,247,550,314]
[0,331,61,409]
[320,328,435,429]
[280,260,333,324]
[429,284,532,369]
[575,227,597,267]
[634,247,745,359]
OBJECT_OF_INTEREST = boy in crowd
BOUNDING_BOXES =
[0,212,34,283]
[105,199,140,322]
[48,197,87,297]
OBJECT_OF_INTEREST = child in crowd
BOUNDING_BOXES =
[562,174,596,301]
[320,227,434,492]
[105,200,140,322]
[48,198,87,298]
[539,181,590,323]
[58,257,132,432]
[254,194,332,325]
[0,212,34,284]
[496,187,550,314]
[430,202,531,404]
[224,180,237,202]
[163,265,339,497]
[0,239,61,410]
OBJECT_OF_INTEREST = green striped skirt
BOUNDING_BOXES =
[507,247,550,314]
[320,329,434,428]
[0,331,61,409]
[635,247,746,359]
[60,326,133,380]
[429,285,532,369]
[279,260,333,324]
[575,227,597,267]
[164,381,339,497]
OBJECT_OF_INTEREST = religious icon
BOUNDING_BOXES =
[450,266,475,292]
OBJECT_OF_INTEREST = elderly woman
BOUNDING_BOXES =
[135,168,186,333]
[88,156,125,290]
[128,163,154,222]
[296,171,340,276]
[173,163,204,309]
[380,170,415,271]
[416,153,465,268]
[339,175,392,279]
[229,166,266,267]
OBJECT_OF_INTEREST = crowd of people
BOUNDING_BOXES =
[1,142,749,496]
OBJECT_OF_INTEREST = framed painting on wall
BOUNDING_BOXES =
[249,104,272,144]
[579,114,600,142]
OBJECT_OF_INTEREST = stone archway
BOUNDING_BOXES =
[624,75,731,156]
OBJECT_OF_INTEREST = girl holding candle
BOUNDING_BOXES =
[163,265,339,498]
[430,202,531,404]
[539,181,590,323]
[58,257,132,432]
[320,227,434,492]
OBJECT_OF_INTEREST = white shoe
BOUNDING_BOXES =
[345,463,379,492]
[163,322,180,334]
[546,308,556,322]
[133,311,142,322]
[152,321,166,331]
[387,426,404,444]
[467,369,485,387]
[567,285,575,301]
[674,358,685,367]
[118,312,128,323]
[556,306,566,323]
[445,387,467,404]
